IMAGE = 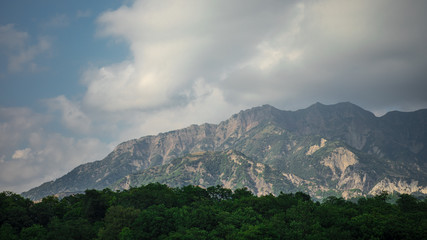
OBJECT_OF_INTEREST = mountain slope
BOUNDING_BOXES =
[112,150,297,196]
[22,102,427,200]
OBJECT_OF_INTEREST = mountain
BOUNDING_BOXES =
[111,150,297,196]
[22,102,427,200]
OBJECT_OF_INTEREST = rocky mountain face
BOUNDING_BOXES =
[22,102,427,200]
[111,150,296,197]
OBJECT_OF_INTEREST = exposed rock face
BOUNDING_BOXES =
[337,172,367,191]
[112,150,293,196]
[22,102,427,200]
[369,178,427,195]
[306,138,327,155]
[321,147,358,178]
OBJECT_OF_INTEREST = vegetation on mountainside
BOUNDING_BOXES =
[2,183,426,239]
[22,103,427,201]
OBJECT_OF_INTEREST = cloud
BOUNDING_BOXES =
[217,0,427,110]
[112,79,245,142]
[0,106,111,193]
[83,0,296,112]
[0,24,52,73]
[43,14,70,28]
[0,107,48,155]
[82,0,427,114]
[3,0,427,195]
[73,0,427,162]
[7,36,51,72]
[76,9,91,19]
[45,95,92,134]
[0,24,28,51]
[12,148,32,159]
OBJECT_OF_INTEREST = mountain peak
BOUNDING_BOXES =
[235,104,278,116]
[304,102,376,120]
[22,103,427,201]
[307,101,368,111]
[310,101,326,108]
[224,104,281,129]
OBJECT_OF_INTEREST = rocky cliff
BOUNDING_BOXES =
[22,102,427,200]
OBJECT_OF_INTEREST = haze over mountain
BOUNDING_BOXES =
[22,102,427,200]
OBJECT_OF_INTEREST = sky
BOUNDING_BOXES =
[1,0,427,193]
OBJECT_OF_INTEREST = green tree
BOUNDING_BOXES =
[30,196,62,226]
[232,187,254,200]
[132,204,176,239]
[98,206,140,240]
[285,201,324,239]
[118,183,177,209]
[47,217,98,240]
[82,189,108,222]
[397,194,419,212]
[118,227,133,240]
[234,223,277,240]
[0,223,18,240]
[0,191,33,231]
[207,185,232,201]
[177,185,209,206]
[20,224,47,240]
[166,227,208,240]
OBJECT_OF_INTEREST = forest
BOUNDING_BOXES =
[1,183,426,240]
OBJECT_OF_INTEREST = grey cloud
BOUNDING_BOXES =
[87,0,299,112]
[0,24,28,51]
[78,0,427,141]
[8,36,51,72]
[215,0,427,112]
[0,25,52,73]
[0,107,48,157]
[0,107,111,193]
[76,9,91,19]
[4,0,426,194]
[42,14,70,28]
[45,95,92,134]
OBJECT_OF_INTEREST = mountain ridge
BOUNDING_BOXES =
[22,102,427,200]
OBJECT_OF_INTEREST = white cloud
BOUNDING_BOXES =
[2,0,427,195]
[84,0,427,115]
[12,148,32,159]
[82,61,170,111]
[0,107,48,155]
[0,24,52,73]
[76,0,427,150]
[76,9,91,19]
[43,14,70,28]
[45,95,92,134]
[0,106,111,193]
[113,79,244,141]
[8,36,51,72]
[83,0,298,112]
[0,24,28,51]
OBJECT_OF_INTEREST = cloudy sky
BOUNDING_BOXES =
[1,0,427,193]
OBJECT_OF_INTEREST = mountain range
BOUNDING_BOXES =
[22,102,427,200]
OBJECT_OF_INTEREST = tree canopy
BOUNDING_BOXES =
[1,184,426,239]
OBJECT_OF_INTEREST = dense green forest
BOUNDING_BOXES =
[1,184,426,240]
